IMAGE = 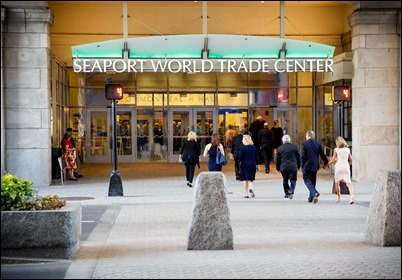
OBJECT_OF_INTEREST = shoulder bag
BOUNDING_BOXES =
[216,147,227,166]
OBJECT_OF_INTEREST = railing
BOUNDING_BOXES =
[322,145,334,175]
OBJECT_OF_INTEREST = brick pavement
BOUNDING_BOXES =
[28,163,402,278]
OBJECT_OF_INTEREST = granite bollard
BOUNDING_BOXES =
[187,171,233,250]
[364,170,401,246]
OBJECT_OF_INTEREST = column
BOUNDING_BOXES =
[348,10,400,182]
[2,3,54,186]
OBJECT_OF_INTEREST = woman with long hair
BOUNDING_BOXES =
[203,132,225,171]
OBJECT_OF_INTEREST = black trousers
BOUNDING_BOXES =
[261,146,273,171]
[185,163,196,183]
[281,170,298,195]
[234,154,241,179]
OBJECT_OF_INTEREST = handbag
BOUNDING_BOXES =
[216,148,227,166]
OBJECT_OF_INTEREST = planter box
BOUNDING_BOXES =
[1,202,82,259]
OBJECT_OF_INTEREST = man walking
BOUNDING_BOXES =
[276,135,300,199]
[231,129,245,180]
[300,130,328,203]
[258,122,273,173]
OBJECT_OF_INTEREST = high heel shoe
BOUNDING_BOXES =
[350,196,355,204]
[336,197,341,203]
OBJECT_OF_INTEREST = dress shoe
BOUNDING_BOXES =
[313,193,320,204]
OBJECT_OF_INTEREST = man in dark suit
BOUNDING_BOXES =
[258,122,273,173]
[231,129,245,180]
[276,134,300,199]
[301,130,328,203]
[249,116,265,165]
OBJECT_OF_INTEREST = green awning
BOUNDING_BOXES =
[71,34,335,59]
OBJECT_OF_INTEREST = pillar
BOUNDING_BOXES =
[1,2,54,186]
[348,9,400,182]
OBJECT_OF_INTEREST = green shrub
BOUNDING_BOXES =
[1,173,66,211]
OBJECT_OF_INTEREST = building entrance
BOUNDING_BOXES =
[168,108,218,162]
[85,107,136,164]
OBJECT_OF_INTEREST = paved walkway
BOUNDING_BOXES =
[8,163,402,278]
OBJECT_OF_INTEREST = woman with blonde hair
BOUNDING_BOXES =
[238,134,259,198]
[180,131,201,187]
[327,136,355,204]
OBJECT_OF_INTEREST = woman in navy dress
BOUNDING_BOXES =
[239,134,259,198]
[203,132,225,171]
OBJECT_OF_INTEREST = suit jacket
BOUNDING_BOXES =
[301,138,328,172]
[276,143,300,172]
[258,128,273,150]
[231,133,244,157]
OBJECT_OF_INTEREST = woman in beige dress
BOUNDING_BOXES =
[327,136,355,204]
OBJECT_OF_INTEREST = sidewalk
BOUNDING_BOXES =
[4,163,402,279]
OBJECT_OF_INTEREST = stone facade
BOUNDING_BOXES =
[348,10,401,182]
[0,2,400,186]
[1,3,53,186]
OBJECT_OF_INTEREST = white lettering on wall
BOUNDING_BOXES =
[73,59,334,73]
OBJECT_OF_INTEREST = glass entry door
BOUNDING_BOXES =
[168,108,217,162]
[86,108,110,163]
[86,107,135,163]
[274,108,297,146]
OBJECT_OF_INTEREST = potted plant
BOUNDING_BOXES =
[1,173,82,259]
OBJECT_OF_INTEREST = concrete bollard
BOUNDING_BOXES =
[187,171,233,250]
[364,170,401,246]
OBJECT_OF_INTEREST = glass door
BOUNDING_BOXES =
[116,108,135,163]
[274,108,297,146]
[86,107,136,163]
[86,108,110,163]
[168,108,217,162]
[136,108,168,162]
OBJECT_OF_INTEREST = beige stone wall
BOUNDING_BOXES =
[1,4,54,186]
[349,10,401,182]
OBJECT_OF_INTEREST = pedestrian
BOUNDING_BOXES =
[231,129,245,180]
[276,134,300,199]
[258,122,273,173]
[203,132,225,171]
[61,131,78,181]
[300,130,329,203]
[271,119,284,162]
[225,124,236,148]
[179,131,201,188]
[238,134,259,198]
[64,128,83,178]
[326,136,355,204]
[249,115,265,165]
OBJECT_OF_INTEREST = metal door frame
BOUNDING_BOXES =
[167,107,217,162]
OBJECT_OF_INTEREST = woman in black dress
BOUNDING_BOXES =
[180,131,201,187]
[239,134,259,198]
